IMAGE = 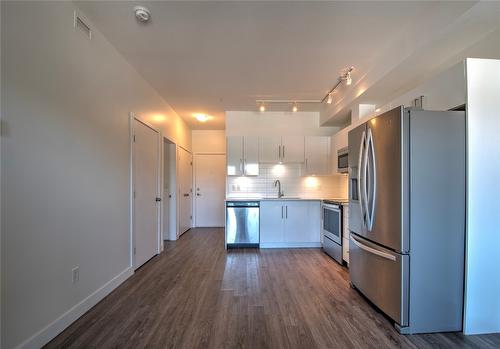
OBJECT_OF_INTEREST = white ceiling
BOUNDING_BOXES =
[76,1,491,130]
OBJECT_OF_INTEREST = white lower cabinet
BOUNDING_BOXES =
[260,200,321,248]
[260,200,284,244]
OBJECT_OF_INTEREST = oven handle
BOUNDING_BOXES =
[350,235,396,261]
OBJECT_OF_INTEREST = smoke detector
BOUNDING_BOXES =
[134,6,151,23]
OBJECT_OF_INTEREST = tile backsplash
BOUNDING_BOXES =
[226,164,348,199]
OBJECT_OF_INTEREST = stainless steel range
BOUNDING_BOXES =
[322,201,343,264]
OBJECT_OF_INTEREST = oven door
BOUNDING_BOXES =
[322,204,342,244]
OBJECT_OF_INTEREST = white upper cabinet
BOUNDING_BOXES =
[281,136,304,163]
[304,136,331,175]
[243,136,259,176]
[259,136,304,163]
[227,136,243,176]
[226,136,259,176]
[259,136,281,163]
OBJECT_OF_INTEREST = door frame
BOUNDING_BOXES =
[176,145,194,236]
[193,152,226,227]
[129,113,163,270]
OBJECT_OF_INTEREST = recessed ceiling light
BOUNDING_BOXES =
[193,113,210,122]
[375,108,381,113]
[134,6,151,23]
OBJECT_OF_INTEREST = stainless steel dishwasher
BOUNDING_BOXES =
[225,201,260,248]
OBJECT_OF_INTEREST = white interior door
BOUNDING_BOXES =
[178,147,193,235]
[194,154,226,227]
[133,119,160,269]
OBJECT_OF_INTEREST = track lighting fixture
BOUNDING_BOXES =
[321,66,354,104]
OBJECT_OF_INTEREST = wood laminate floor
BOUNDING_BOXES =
[46,228,500,349]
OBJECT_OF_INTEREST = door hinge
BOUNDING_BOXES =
[190,161,193,166]
[190,215,192,220]
[133,247,136,255]
[133,135,136,142]
[133,191,136,199]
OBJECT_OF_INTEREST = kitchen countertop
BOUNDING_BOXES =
[225,197,349,204]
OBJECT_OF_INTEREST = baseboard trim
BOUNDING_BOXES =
[260,242,322,248]
[15,267,134,349]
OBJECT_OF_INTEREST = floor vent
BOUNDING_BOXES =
[74,11,92,40]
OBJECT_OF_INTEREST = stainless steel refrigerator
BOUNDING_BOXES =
[348,106,465,334]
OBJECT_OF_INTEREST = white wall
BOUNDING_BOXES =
[378,62,467,114]
[1,2,190,348]
[192,130,226,154]
[463,58,500,335]
[226,111,339,137]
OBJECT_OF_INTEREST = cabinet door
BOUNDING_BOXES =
[259,137,281,163]
[283,201,320,243]
[260,201,284,243]
[243,136,259,176]
[305,136,330,175]
[226,136,243,176]
[281,136,304,163]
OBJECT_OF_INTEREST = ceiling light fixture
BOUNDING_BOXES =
[326,93,333,104]
[259,102,266,112]
[292,102,298,112]
[193,113,210,122]
[321,66,354,104]
[134,6,151,23]
[345,71,352,86]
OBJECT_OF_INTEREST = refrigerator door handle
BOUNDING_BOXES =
[367,128,377,231]
[357,130,367,227]
[362,132,370,228]
[351,235,396,261]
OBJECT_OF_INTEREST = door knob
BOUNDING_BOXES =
[184,193,189,197]
[155,197,162,202]
[196,193,201,196]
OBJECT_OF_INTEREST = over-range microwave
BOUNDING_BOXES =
[337,147,349,173]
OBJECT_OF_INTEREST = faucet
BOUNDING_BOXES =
[274,180,284,198]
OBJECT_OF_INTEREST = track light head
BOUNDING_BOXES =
[345,71,352,85]
[326,93,333,104]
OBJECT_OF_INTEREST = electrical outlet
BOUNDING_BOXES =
[72,266,79,284]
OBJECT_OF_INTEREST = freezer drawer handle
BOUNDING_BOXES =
[350,235,396,261]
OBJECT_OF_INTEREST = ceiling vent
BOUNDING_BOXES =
[74,11,92,39]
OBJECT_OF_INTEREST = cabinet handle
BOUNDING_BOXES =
[281,206,284,219]
[285,206,288,219]
[283,145,285,159]
[278,145,281,160]
[239,159,243,174]
[305,158,308,170]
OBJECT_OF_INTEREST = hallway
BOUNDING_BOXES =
[46,228,500,349]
